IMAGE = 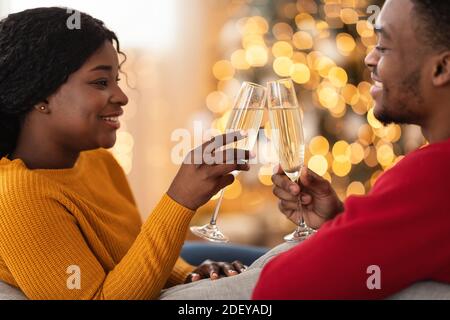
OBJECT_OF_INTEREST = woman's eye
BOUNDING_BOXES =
[92,78,120,88]
[96,80,108,87]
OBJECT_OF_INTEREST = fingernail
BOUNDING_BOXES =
[272,164,280,175]
[229,270,238,275]
[211,272,219,279]
[301,195,308,202]
[240,130,248,137]
[191,273,200,281]
[289,185,299,194]
[250,151,256,158]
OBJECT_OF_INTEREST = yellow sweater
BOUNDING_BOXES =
[0,148,195,299]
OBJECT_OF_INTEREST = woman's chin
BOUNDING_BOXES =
[97,135,117,150]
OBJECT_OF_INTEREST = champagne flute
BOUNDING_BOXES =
[190,82,267,243]
[267,78,315,242]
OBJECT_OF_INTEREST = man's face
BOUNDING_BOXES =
[365,0,427,126]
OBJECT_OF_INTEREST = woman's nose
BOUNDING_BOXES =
[112,86,129,106]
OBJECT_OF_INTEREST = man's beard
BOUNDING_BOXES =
[375,68,424,126]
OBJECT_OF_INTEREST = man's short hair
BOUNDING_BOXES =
[411,0,450,51]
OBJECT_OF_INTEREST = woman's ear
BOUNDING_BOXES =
[432,52,450,87]
[34,100,50,114]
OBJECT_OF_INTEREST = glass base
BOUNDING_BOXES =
[284,226,315,242]
[190,224,229,243]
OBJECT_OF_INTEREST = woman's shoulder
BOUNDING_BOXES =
[0,158,59,211]
[0,149,116,197]
[0,155,48,185]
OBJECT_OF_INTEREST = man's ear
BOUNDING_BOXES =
[432,52,450,87]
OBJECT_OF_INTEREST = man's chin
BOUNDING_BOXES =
[373,101,382,118]
[373,103,395,126]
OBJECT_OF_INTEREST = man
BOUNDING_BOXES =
[253,0,450,299]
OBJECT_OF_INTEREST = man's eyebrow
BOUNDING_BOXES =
[89,65,113,72]
[374,26,392,40]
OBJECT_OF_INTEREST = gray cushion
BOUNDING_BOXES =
[388,282,450,300]
[0,281,27,300]
[159,242,295,300]
[160,242,450,300]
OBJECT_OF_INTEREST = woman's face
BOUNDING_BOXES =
[43,41,128,151]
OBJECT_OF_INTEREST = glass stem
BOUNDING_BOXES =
[296,200,305,233]
[295,177,306,232]
[209,189,225,226]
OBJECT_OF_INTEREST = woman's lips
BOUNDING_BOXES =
[99,116,121,130]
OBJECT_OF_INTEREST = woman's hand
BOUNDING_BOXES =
[272,165,344,230]
[168,131,252,211]
[185,259,248,283]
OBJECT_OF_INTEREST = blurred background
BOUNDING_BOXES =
[0,0,426,247]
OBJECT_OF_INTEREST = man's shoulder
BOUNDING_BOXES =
[374,139,450,190]
[397,139,450,172]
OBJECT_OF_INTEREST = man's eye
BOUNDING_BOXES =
[376,46,388,53]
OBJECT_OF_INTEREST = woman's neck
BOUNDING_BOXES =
[10,147,80,170]
[10,123,80,170]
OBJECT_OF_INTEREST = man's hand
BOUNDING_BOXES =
[272,165,344,230]
[185,260,247,283]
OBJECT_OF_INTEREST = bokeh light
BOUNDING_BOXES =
[202,0,427,245]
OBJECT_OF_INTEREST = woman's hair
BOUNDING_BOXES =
[0,7,124,158]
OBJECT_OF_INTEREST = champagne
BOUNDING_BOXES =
[226,107,264,151]
[267,79,314,242]
[191,81,266,243]
[269,107,305,182]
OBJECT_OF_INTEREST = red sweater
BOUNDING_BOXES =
[253,138,450,300]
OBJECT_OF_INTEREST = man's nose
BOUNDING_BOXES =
[364,48,378,71]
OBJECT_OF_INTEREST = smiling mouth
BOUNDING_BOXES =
[373,80,384,89]
[99,116,119,123]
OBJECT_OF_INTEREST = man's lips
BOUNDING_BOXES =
[370,75,383,97]
[373,80,383,88]
[371,74,383,88]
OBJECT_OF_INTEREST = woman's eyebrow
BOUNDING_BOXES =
[89,65,112,72]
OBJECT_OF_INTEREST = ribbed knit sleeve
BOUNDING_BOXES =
[166,258,196,287]
[0,171,195,300]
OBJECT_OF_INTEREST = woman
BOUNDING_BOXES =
[0,7,251,299]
